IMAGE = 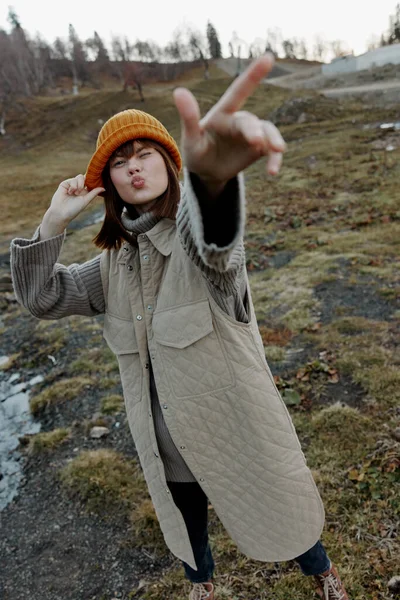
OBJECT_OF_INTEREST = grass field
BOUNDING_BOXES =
[0,64,399,599]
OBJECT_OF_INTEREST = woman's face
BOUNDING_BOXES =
[109,141,169,213]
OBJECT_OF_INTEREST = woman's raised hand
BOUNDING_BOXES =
[40,174,104,240]
[173,53,286,197]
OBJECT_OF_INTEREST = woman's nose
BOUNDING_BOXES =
[127,158,141,173]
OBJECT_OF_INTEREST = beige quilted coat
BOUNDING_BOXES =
[100,217,325,571]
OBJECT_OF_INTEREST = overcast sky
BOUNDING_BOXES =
[0,0,397,60]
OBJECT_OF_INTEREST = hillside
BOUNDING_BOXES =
[0,64,399,600]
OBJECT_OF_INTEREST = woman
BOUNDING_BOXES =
[11,55,349,600]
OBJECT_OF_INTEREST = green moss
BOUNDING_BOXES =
[60,448,147,515]
[28,428,70,454]
[101,394,124,415]
[312,403,372,441]
[264,345,286,362]
[69,346,118,376]
[30,376,94,415]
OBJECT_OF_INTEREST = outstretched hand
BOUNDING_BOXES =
[173,54,286,196]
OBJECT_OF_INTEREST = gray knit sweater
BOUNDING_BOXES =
[10,170,248,481]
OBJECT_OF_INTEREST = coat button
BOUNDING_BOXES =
[166,488,170,494]
[162,404,168,409]
[145,363,149,369]
[136,315,143,321]
[180,445,186,450]
[127,265,133,271]
[123,246,129,252]
[143,255,149,261]
[199,478,205,482]
[147,305,153,311]
[154,452,159,457]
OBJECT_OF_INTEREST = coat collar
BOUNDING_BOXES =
[145,219,176,256]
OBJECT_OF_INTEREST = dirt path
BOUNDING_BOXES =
[218,57,400,99]
[319,78,400,97]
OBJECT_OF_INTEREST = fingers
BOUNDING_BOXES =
[173,87,201,141]
[231,114,286,171]
[232,112,265,152]
[213,53,274,116]
[262,121,286,154]
[60,175,105,197]
[266,151,283,176]
[60,174,85,195]
[262,122,285,175]
[82,187,105,205]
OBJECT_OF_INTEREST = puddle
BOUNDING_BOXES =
[0,363,44,510]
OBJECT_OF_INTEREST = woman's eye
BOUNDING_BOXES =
[140,152,151,158]
[113,160,124,166]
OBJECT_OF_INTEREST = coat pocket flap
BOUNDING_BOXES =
[153,299,213,349]
[103,312,139,355]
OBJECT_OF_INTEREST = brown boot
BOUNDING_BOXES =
[314,563,349,599]
[188,581,214,600]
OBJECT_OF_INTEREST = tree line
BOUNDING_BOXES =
[0,9,223,133]
[1,5,399,134]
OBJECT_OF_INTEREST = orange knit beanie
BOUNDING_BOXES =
[85,109,182,191]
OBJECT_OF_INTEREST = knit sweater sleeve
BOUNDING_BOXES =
[10,226,105,319]
[176,168,246,296]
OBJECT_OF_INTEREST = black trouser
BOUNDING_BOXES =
[167,482,215,583]
[167,481,331,583]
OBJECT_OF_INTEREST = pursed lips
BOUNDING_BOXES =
[131,175,145,189]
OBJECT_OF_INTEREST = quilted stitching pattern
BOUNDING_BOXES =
[101,221,325,571]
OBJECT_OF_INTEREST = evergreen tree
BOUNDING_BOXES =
[388,4,400,43]
[68,24,89,90]
[206,21,222,59]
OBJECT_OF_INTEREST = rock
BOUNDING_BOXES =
[4,292,17,303]
[90,426,110,439]
[388,576,400,594]
[392,427,400,442]
[297,112,307,124]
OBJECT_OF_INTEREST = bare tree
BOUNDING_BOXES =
[312,35,328,61]
[282,39,296,59]
[0,9,52,132]
[298,39,308,60]
[366,34,380,51]
[330,40,351,58]
[248,37,267,58]
[188,29,209,78]
[266,27,282,57]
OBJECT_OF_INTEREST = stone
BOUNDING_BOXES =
[392,427,400,442]
[388,576,400,594]
[90,426,110,439]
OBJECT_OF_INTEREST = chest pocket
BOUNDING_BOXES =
[103,312,142,408]
[152,299,234,399]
